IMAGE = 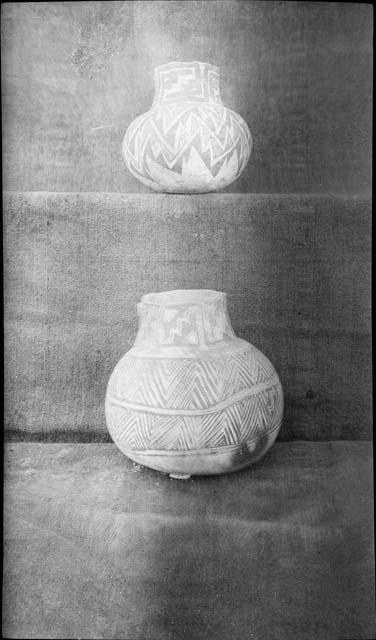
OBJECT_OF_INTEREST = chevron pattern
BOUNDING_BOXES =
[123,102,251,192]
[106,345,283,452]
[109,346,276,410]
[106,382,283,451]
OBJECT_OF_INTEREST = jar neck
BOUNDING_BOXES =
[134,290,235,348]
[152,61,222,107]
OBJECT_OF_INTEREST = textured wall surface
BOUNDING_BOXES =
[4,192,371,441]
[2,6,373,639]
[1,1,372,194]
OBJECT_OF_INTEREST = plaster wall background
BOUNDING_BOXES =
[4,192,371,441]
[2,1,373,194]
[2,2,372,441]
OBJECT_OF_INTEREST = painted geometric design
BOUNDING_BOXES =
[108,347,276,410]
[106,341,283,452]
[123,104,251,193]
[106,382,283,452]
[122,62,251,192]
[106,291,283,458]
[152,61,222,106]
[135,298,235,347]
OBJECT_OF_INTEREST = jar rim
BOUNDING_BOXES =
[140,289,226,307]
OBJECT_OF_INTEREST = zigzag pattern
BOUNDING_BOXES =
[123,103,251,184]
[109,347,276,410]
[106,382,283,451]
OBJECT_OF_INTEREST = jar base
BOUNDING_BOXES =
[169,473,191,480]
[119,428,280,477]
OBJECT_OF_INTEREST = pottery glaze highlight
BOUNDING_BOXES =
[105,290,283,478]
[122,61,252,193]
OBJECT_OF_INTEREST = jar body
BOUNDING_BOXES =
[105,291,283,477]
[122,62,252,193]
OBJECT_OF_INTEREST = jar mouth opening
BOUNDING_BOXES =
[141,289,225,307]
[154,61,219,74]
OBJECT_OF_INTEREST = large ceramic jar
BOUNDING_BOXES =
[105,290,283,478]
[122,61,252,193]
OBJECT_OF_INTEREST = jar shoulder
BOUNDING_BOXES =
[106,336,282,413]
[124,101,250,133]
[108,337,278,377]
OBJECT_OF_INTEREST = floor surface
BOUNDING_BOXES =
[3,441,375,639]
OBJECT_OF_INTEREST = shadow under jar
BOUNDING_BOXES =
[105,290,283,479]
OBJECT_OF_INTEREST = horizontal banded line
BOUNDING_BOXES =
[121,422,282,455]
[107,376,281,416]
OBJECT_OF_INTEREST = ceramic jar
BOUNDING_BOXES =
[122,61,252,193]
[105,290,283,478]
